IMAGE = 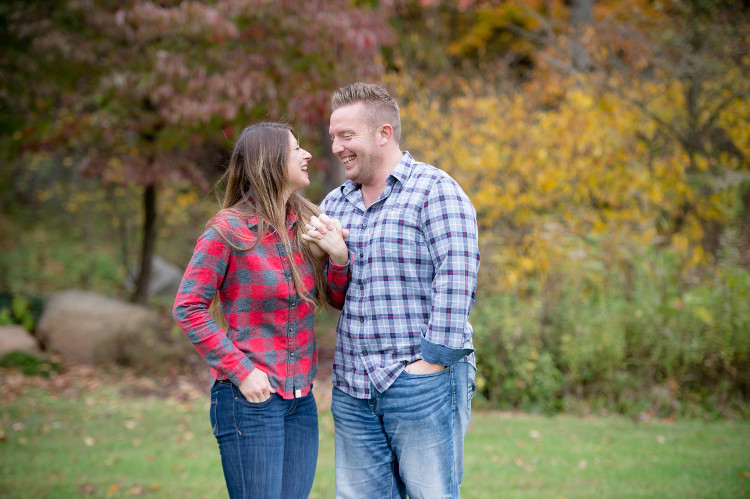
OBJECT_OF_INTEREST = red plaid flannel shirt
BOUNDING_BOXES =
[173,212,350,399]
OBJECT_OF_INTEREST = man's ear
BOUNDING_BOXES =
[378,124,393,145]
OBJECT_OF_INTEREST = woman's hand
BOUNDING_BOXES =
[238,368,276,403]
[300,214,349,266]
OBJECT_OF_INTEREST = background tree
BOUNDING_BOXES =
[3,0,392,303]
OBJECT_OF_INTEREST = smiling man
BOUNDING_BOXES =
[315,82,480,498]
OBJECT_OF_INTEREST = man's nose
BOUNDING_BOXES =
[331,138,343,154]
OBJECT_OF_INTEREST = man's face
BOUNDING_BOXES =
[329,102,381,186]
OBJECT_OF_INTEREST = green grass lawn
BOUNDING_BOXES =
[0,370,748,498]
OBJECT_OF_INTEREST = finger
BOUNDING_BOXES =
[318,213,335,231]
[331,218,343,234]
[304,224,324,238]
[309,216,327,234]
[342,228,349,239]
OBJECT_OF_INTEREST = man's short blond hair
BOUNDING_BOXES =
[332,82,401,143]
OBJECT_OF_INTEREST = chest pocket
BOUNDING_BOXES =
[372,209,424,260]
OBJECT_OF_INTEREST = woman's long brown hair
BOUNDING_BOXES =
[208,122,328,329]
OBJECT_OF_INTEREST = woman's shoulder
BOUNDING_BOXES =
[205,211,259,249]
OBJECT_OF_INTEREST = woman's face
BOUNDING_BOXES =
[285,131,312,195]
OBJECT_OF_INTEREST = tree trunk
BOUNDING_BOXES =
[570,0,594,71]
[131,183,157,304]
[739,184,750,269]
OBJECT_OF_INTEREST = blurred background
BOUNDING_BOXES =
[1,0,749,419]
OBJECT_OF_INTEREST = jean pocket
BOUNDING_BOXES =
[209,389,219,436]
[467,365,477,413]
[232,384,274,407]
[401,366,449,379]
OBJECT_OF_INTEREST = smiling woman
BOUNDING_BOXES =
[283,132,312,199]
[172,122,351,499]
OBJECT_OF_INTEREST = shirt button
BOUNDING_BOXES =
[360,285,364,290]
[362,222,367,228]
[289,327,294,332]
[362,349,367,355]
[359,253,363,258]
[359,317,364,323]
[290,352,295,358]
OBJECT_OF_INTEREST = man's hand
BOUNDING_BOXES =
[238,368,276,403]
[404,359,446,374]
[301,214,349,266]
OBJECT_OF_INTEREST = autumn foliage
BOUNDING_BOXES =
[2,0,749,416]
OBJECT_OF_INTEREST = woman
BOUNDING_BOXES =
[173,122,350,499]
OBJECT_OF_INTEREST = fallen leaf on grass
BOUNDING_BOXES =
[739,471,750,479]
[579,459,587,470]
[83,436,95,446]
[656,435,666,444]
[77,483,95,495]
[125,485,144,496]
[106,484,120,497]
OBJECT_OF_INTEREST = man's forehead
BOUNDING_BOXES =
[330,105,368,133]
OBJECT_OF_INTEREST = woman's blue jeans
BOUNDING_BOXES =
[209,380,318,499]
[331,362,476,499]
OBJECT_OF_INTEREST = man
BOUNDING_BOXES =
[310,82,480,498]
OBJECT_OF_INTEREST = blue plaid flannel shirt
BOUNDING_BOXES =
[321,151,480,399]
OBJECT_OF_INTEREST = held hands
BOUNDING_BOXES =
[301,214,349,266]
[238,368,276,403]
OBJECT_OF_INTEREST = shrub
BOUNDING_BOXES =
[471,249,750,418]
[0,351,60,377]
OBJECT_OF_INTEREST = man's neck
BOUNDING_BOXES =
[360,149,403,209]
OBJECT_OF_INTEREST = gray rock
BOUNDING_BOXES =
[36,290,159,364]
[0,325,40,357]
[125,256,183,298]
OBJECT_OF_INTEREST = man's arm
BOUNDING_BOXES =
[418,177,480,367]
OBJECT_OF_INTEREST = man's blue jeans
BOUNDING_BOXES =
[209,380,318,499]
[331,362,476,499]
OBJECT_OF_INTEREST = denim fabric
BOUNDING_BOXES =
[331,362,476,499]
[209,380,318,499]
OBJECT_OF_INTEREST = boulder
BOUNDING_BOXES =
[36,290,160,364]
[0,325,40,357]
[125,256,184,298]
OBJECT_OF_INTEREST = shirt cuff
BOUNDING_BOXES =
[226,357,255,386]
[327,252,351,272]
[420,335,475,367]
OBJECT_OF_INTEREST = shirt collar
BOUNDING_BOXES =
[339,151,414,195]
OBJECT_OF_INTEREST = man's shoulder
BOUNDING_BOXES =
[405,158,462,192]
